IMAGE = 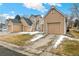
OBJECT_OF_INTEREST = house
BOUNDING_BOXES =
[7,15,32,32]
[0,23,7,32]
[41,7,66,34]
[29,15,43,32]
[7,15,43,33]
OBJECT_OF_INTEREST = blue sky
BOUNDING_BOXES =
[0,3,76,18]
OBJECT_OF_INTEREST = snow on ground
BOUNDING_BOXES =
[31,34,44,42]
[53,35,78,49]
[17,31,45,42]
[53,35,79,49]
[53,35,68,48]
[17,31,43,35]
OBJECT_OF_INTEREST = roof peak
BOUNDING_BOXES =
[51,6,55,9]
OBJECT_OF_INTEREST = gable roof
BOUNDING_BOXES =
[8,19,15,23]
[8,15,33,26]
[8,15,21,23]
[13,15,21,23]
[29,15,42,19]
[23,17,32,26]
[29,15,43,23]
[44,6,65,18]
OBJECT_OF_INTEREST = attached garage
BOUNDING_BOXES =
[48,22,61,34]
[42,6,66,34]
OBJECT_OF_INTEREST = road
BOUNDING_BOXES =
[0,46,25,56]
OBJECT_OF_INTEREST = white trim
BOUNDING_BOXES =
[64,18,66,34]
[46,23,48,34]
[12,23,13,32]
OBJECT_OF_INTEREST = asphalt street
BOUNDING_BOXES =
[0,46,25,56]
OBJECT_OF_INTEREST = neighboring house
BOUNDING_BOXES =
[41,7,66,34]
[29,15,43,32]
[7,15,32,32]
[0,23,7,32]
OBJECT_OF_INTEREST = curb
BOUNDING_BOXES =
[0,41,35,56]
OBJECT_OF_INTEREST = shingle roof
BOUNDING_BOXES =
[13,15,21,23]
[23,17,32,26]
[8,15,32,26]
[30,15,42,18]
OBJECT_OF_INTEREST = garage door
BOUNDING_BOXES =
[48,22,61,34]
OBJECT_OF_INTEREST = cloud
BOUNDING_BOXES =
[56,4,62,7]
[6,15,14,19]
[23,3,47,13]
[23,3,62,14]
[48,3,62,7]
[0,14,15,19]
[0,14,14,23]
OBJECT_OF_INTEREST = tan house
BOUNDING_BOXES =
[41,7,66,34]
[7,15,32,32]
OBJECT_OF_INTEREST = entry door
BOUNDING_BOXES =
[48,22,60,34]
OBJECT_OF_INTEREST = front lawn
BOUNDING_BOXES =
[0,34,33,46]
[50,39,79,56]
[69,29,79,38]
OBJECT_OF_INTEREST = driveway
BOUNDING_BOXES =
[0,46,25,56]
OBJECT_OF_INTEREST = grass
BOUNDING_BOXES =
[0,34,33,46]
[50,39,79,56]
[69,29,79,38]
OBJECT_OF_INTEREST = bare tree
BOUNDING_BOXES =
[71,4,79,29]
[71,4,79,19]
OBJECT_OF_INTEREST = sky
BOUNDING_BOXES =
[0,3,78,23]
[0,3,74,17]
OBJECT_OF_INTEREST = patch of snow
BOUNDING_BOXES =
[53,35,67,48]
[31,34,44,42]
[15,31,44,42]
[53,35,79,48]
[17,31,43,35]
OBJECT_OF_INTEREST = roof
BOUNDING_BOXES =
[30,15,42,18]
[23,17,33,26]
[8,15,32,26]
[13,15,21,23]
[8,15,21,23]
[29,15,43,23]
[8,19,14,23]
[44,6,65,18]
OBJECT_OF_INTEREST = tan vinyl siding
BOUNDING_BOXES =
[43,7,65,34]
[12,23,21,32]
[20,18,30,32]
[8,20,13,32]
